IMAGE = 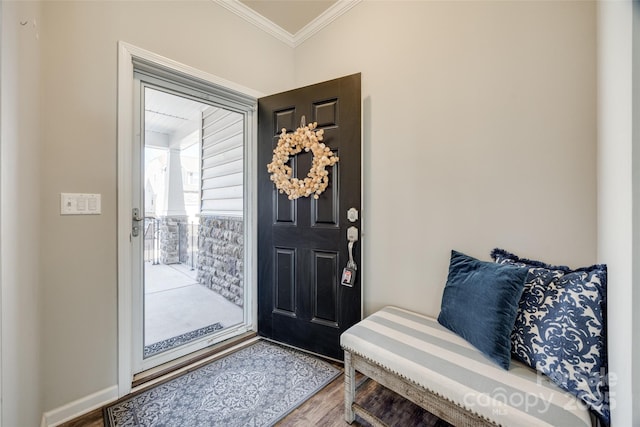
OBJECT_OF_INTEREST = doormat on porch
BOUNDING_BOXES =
[104,340,340,427]
[144,322,224,358]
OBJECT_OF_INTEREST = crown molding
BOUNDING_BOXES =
[215,0,295,47]
[214,0,361,48]
[294,0,361,47]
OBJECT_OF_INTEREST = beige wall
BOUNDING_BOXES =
[39,0,293,414]
[1,1,43,425]
[294,1,597,316]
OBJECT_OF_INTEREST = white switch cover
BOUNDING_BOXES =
[61,193,101,215]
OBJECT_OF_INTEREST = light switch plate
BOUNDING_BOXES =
[61,193,101,215]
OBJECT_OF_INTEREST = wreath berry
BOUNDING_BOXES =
[267,122,339,200]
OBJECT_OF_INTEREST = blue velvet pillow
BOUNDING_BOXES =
[491,248,609,425]
[437,250,528,370]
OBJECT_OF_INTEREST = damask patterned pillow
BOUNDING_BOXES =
[490,248,609,425]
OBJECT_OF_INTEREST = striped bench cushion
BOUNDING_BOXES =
[340,306,592,427]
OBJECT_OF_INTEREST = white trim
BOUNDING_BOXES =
[0,1,4,423]
[39,385,118,427]
[130,76,143,374]
[117,41,135,397]
[214,0,362,48]
[360,96,365,320]
[124,43,262,100]
[245,98,258,332]
[294,0,362,47]
[117,41,261,397]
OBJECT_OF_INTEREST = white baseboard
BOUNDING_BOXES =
[40,385,119,427]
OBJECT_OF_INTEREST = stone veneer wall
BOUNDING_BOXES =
[160,215,188,265]
[197,215,244,307]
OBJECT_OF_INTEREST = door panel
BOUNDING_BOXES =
[312,250,339,326]
[275,248,296,314]
[258,73,361,360]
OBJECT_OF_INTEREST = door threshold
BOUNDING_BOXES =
[260,336,344,365]
[132,331,257,390]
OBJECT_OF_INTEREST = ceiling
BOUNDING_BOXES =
[145,88,208,138]
[239,0,337,35]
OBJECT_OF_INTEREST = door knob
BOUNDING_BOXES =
[132,208,143,237]
[132,208,144,221]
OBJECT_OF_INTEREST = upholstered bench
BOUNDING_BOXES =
[341,306,597,427]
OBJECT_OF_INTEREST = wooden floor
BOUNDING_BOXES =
[62,367,447,427]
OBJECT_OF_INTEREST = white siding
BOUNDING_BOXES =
[201,107,244,216]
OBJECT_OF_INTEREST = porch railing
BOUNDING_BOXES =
[144,216,199,269]
[144,217,160,264]
[179,221,199,270]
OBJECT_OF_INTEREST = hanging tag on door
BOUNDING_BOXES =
[341,266,356,287]
[341,227,358,287]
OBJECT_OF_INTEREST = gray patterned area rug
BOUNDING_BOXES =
[104,340,340,426]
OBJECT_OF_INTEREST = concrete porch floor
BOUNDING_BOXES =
[144,262,244,347]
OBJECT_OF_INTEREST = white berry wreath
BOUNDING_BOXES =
[267,122,339,200]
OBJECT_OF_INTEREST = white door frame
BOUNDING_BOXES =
[116,41,261,397]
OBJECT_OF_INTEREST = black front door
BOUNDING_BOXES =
[257,73,361,360]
